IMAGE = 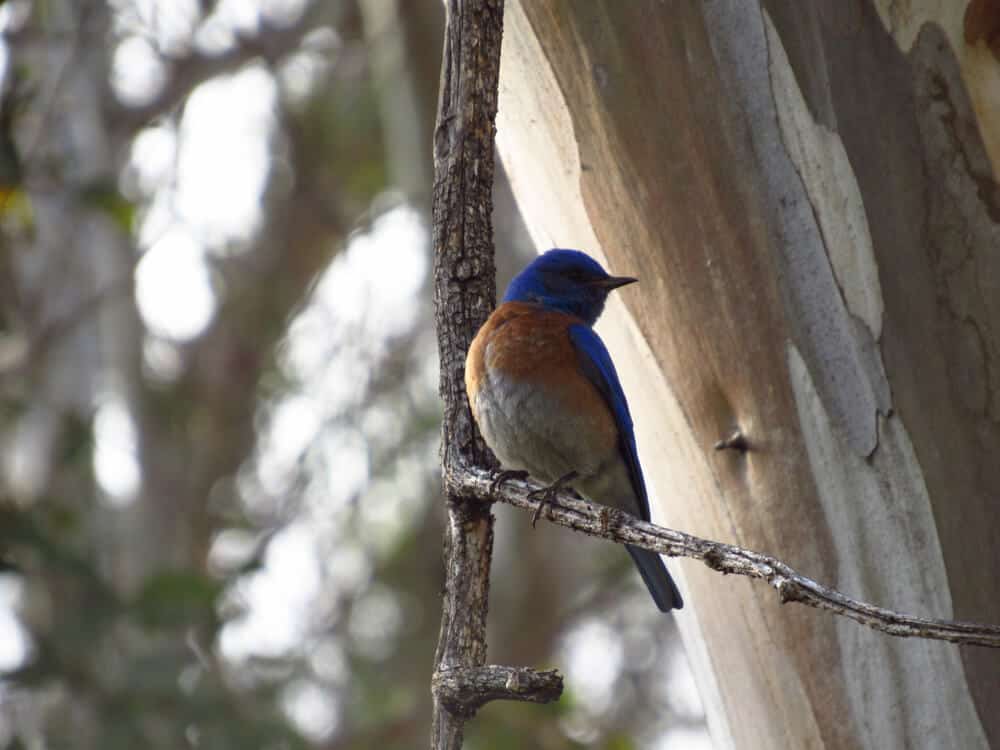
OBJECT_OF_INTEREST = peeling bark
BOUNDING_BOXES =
[495,1,1000,747]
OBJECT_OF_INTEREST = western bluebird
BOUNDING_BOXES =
[465,249,683,612]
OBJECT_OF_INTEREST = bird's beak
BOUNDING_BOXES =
[596,275,638,290]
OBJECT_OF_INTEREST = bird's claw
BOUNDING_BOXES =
[529,498,547,527]
[490,469,530,497]
[526,471,579,528]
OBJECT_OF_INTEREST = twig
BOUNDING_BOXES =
[0,274,134,379]
[433,667,563,717]
[445,463,1000,649]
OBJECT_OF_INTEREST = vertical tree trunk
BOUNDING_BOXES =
[430,1,504,747]
[495,2,1000,748]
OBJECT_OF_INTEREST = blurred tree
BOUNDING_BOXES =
[0,1,703,749]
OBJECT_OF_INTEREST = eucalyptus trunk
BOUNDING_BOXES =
[495,2,1000,748]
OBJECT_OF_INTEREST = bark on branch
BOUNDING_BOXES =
[433,666,564,717]
[445,463,1000,649]
[431,1,558,748]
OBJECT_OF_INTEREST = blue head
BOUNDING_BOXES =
[502,249,637,326]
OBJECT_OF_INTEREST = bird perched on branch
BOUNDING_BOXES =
[465,249,683,612]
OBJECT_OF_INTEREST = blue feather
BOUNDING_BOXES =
[568,323,683,611]
[503,249,613,325]
[567,324,650,520]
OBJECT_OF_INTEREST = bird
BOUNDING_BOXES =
[465,248,683,612]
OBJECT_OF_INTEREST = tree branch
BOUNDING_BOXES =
[103,9,319,135]
[0,274,134,380]
[432,1,556,749]
[446,463,1000,649]
[433,667,563,717]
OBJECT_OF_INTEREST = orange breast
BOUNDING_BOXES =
[465,302,617,449]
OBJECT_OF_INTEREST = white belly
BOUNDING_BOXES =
[473,372,641,515]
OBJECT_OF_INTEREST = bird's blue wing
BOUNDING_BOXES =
[569,323,684,611]
[568,323,650,521]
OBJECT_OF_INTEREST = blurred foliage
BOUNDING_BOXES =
[0,1,704,749]
[81,182,136,233]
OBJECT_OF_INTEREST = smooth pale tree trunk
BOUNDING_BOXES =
[495,2,1000,748]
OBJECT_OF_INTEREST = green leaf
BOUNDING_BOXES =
[132,569,221,629]
[80,182,136,233]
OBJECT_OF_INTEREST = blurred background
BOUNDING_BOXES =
[0,1,707,747]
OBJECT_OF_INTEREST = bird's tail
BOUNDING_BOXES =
[626,545,683,612]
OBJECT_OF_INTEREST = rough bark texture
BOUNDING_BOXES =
[495,1,1000,748]
[446,464,1000,648]
[433,666,564,717]
[430,2,563,748]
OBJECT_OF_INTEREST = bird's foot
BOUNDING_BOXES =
[527,471,579,528]
[490,469,530,497]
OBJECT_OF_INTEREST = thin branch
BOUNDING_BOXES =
[0,274,134,379]
[446,463,1000,649]
[433,667,563,717]
[104,9,319,135]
